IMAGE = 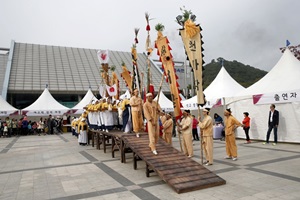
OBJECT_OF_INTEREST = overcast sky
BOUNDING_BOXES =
[0,0,299,71]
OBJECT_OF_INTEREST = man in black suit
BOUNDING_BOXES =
[263,104,279,145]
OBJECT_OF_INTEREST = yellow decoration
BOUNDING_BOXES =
[121,65,132,90]
[157,31,164,40]
[131,47,137,61]
[184,19,200,38]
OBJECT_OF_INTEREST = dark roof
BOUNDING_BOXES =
[8,42,168,94]
[0,54,8,94]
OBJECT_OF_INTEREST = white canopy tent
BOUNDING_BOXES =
[0,95,19,116]
[71,89,97,114]
[154,91,174,112]
[119,90,131,100]
[181,66,245,110]
[21,88,70,116]
[226,49,300,143]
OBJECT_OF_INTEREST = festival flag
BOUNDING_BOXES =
[111,71,120,99]
[212,98,222,108]
[154,23,182,119]
[106,84,117,97]
[286,40,291,47]
[177,9,205,106]
[97,50,109,64]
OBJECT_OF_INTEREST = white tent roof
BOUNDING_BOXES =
[154,91,174,112]
[204,66,245,99]
[21,88,70,116]
[180,95,199,110]
[225,49,300,143]
[235,49,300,97]
[181,66,245,110]
[71,89,97,114]
[120,90,131,99]
[0,95,19,116]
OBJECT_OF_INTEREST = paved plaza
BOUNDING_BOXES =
[0,133,299,200]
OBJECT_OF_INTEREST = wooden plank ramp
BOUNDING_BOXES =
[121,132,226,194]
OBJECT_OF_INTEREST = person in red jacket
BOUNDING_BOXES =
[242,112,251,144]
[192,115,199,141]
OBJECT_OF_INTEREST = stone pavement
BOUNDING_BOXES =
[0,133,299,200]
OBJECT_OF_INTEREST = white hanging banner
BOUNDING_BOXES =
[253,90,299,105]
[99,85,106,97]
[97,50,109,64]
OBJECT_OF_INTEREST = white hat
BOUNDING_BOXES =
[146,93,153,97]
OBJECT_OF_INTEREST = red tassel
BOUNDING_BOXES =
[146,25,150,31]
[135,38,138,44]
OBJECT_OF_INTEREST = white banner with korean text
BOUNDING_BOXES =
[181,97,223,110]
[253,90,299,105]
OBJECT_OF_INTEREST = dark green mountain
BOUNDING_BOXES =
[202,58,268,89]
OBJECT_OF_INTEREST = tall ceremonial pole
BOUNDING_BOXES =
[131,28,142,98]
[176,8,206,164]
[97,50,110,98]
[145,12,151,94]
[145,12,154,96]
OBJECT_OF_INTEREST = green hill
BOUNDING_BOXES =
[202,58,268,89]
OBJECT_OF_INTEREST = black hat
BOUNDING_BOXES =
[203,108,210,112]
[225,108,231,114]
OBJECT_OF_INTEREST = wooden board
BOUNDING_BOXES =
[90,130,226,193]
[121,131,226,193]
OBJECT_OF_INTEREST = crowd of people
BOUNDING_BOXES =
[68,86,280,166]
[1,87,279,168]
[0,115,70,137]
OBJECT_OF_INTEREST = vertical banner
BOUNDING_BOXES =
[179,19,205,106]
[155,28,182,119]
